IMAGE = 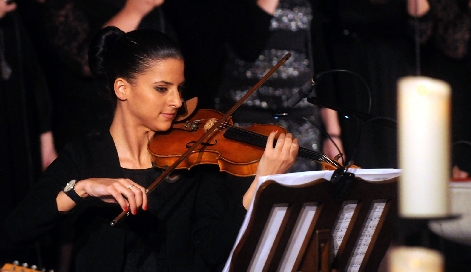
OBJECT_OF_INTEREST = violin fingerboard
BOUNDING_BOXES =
[223,127,328,163]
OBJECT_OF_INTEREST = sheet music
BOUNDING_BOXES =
[246,204,320,272]
[222,169,401,272]
[278,203,318,271]
[248,204,288,272]
[332,201,358,255]
[346,201,386,272]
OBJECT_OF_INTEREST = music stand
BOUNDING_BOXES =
[223,169,399,272]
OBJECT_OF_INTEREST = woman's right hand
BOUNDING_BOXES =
[57,178,148,214]
[407,0,430,17]
[0,0,16,19]
[256,0,279,15]
[104,0,165,32]
[123,0,164,18]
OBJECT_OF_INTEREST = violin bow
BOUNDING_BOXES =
[110,52,292,226]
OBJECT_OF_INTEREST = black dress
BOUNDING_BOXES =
[0,11,54,264]
[322,0,416,168]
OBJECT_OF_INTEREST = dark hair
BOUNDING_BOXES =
[88,26,183,107]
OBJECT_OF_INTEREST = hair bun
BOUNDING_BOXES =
[88,26,125,79]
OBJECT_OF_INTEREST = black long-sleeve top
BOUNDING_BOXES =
[1,131,249,271]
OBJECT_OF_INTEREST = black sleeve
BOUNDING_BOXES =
[0,142,86,246]
[310,0,337,105]
[42,0,93,77]
[17,13,53,134]
[223,0,274,62]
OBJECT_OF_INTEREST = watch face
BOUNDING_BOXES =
[64,180,76,192]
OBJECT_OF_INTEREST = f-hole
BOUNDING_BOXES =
[186,140,218,148]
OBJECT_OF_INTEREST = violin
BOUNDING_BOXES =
[149,109,344,176]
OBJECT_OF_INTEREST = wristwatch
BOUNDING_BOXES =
[63,180,85,204]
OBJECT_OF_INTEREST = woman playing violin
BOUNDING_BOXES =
[0,26,298,271]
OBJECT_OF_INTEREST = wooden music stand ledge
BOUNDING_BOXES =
[224,169,399,272]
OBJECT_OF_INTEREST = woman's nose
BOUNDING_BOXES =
[169,90,183,108]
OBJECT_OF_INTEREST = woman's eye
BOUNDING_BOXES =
[155,86,168,93]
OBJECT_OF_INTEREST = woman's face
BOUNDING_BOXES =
[121,58,184,132]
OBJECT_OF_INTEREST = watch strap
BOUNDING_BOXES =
[65,188,85,204]
[64,180,85,204]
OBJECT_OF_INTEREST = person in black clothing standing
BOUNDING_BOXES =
[0,0,57,266]
[321,0,416,169]
[161,0,278,109]
[408,0,471,176]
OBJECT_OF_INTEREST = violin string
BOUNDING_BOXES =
[207,119,343,169]
[225,125,338,166]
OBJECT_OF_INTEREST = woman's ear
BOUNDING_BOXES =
[114,78,128,101]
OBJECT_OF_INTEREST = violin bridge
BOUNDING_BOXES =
[204,118,219,133]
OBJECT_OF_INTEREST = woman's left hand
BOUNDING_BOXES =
[255,131,298,177]
[40,131,58,171]
[243,131,298,209]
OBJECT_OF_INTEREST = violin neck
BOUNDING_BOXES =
[223,126,339,168]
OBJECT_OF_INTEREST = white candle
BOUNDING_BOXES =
[398,76,450,218]
[389,246,443,272]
